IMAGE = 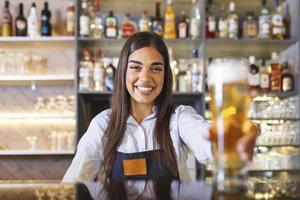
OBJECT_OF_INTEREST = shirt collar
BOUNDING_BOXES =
[127,106,158,125]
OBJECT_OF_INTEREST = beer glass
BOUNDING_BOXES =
[207,58,251,192]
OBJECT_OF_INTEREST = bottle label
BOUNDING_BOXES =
[260,74,269,88]
[190,18,200,38]
[208,16,216,32]
[80,15,90,36]
[16,20,26,30]
[121,23,135,37]
[79,67,90,77]
[1,24,12,36]
[28,21,39,36]
[178,22,187,38]
[218,19,228,38]
[259,16,271,37]
[106,17,117,37]
[93,67,104,82]
[248,73,260,86]
[228,18,238,38]
[152,21,163,36]
[282,78,292,91]
[66,11,75,33]
[139,19,150,32]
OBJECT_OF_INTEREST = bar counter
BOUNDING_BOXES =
[1,178,300,200]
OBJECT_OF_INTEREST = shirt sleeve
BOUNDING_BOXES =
[176,105,213,164]
[62,111,109,182]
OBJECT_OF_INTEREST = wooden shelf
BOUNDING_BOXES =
[0,75,75,86]
[0,150,74,156]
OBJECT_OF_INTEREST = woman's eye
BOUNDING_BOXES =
[152,66,163,72]
[129,66,141,70]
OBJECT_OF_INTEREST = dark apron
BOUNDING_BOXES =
[110,150,179,182]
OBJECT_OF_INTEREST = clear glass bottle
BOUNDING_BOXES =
[258,0,271,39]
[105,10,118,38]
[27,3,40,37]
[177,11,189,39]
[66,1,75,36]
[90,0,103,39]
[139,9,150,32]
[79,48,93,91]
[271,0,285,40]
[243,11,257,39]
[79,0,90,37]
[1,0,12,36]
[259,59,270,93]
[190,0,201,39]
[104,58,116,92]
[93,49,104,92]
[218,4,228,39]
[163,0,176,39]
[15,3,27,36]
[120,13,137,38]
[227,1,239,39]
[151,2,163,36]
[248,56,260,95]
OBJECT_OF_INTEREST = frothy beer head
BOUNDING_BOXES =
[207,58,248,86]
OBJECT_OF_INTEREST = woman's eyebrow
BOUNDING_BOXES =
[128,60,142,65]
[151,62,163,66]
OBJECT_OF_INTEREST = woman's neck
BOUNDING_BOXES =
[130,102,154,124]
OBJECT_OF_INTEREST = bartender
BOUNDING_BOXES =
[63,32,257,183]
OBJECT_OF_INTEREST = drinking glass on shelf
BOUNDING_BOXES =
[26,136,37,150]
[207,58,251,192]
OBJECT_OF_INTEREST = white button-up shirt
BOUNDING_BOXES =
[63,105,213,183]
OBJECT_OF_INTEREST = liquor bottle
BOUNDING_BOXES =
[104,58,116,92]
[105,10,118,38]
[271,0,285,40]
[1,0,13,36]
[248,56,260,95]
[151,2,163,37]
[190,0,201,39]
[163,0,176,39]
[177,11,189,39]
[79,48,93,91]
[191,49,203,92]
[227,1,239,39]
[281,61,294,92]
[218,4,228,38]
[90,0,103,38]
[27,3,40,37]
[283,3,291,39]
[15,3,27,36]
[269,52,282,91]
[120,13,137,38]
[79,0,90,37]
[66,1,75,36]
[139,9,150,32]
[206,0,216,39]
[259,59,270,93]
[243,11,257,39]
[258,0,271,39]
[168,47,178,91]
[93,49,105,91]
[41,2,52,36]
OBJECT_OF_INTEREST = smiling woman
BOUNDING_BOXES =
[62,32,257,185]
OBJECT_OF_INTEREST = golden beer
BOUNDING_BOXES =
[208,59,250,191]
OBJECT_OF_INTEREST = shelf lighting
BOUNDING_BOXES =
[0,113,75,124]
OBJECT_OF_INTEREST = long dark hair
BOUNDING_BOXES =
[101,32,178,181]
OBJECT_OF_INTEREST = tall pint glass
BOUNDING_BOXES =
[207,59,251,192]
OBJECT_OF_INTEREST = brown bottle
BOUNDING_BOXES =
[177,11,189,39]
[281,61,294,92]
[1,0,13,36]
[269,52,282,92]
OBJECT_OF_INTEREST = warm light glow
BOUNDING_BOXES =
[0,113,75,124]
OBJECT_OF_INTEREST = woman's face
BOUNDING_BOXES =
[126,46,165,108]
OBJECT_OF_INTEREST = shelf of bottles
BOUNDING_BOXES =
[0,0,77,155]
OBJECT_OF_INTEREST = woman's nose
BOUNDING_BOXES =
[140,68,151,80]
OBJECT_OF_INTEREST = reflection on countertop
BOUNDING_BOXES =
[1,177,300,200]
